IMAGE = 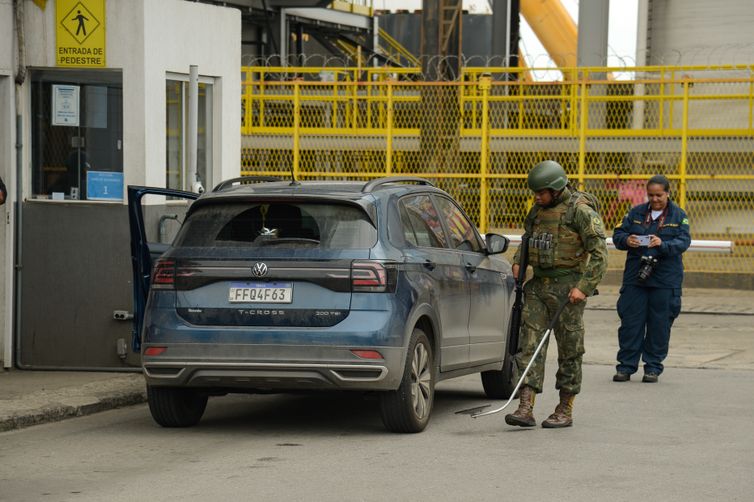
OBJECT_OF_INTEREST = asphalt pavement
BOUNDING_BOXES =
[2,285,753,433]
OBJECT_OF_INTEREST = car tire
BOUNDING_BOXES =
[481,351,516,399]
[147,385,208,428]
[379,328,434,433]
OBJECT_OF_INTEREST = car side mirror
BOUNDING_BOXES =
[485,233,509,254]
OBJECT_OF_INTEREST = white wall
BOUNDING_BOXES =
[1,0,15,367]
[0,77,13,368]
[636,0,754,131]
[143,0,241,188]
[0,0,14,72]
[647,0,754,66]
[111,0,148,190]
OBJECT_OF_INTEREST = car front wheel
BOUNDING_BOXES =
[147,385,208,427]
[379,328,434,433]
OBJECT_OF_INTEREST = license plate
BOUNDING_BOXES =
[229,282,293,303]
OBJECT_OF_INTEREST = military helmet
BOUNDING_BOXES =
[528,160,568,192]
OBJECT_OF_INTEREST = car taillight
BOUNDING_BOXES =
[144,346,167,356]
[351,261,395,292]
[351,349,384,360]
[151,259,175,290]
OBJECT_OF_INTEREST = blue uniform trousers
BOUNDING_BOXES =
[616,285,681,375]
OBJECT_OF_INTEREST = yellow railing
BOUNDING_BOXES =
[378,28,422,68]
[331,0,373,16]
[240,65,754,275]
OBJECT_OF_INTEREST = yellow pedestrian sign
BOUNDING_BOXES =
[56,0,106,67]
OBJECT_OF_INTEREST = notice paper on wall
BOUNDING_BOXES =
[52,84,80,127]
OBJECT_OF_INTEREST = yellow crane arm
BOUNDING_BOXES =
[520,0,577,68]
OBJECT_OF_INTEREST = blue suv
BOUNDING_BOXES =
[128,176,515,432]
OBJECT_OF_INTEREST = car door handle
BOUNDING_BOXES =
[423,259,436,271]
[465,262,477,273]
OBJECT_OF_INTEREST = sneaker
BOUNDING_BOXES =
[612,372,631,382]
[642,372,659,383]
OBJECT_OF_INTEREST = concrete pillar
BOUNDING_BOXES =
[577,0,609,133]
[577,0,610,70]
[491,0,511,64]
[279,9,288,66]
[632,0,650,130]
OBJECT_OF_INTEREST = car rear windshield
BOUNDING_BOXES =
[173,201,377,249]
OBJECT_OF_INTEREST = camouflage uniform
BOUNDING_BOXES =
[513,186,608,394]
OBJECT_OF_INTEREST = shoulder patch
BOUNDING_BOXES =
[590,216,605,236]
[682,218,689,225]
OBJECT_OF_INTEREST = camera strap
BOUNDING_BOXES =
[643,204,668,229]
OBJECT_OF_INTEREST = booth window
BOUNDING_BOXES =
[166,77,213,192]
[30,70,123,201]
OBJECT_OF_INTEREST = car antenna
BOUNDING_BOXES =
[288,164,299,186]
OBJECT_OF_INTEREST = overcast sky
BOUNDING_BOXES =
[376,0,640,77]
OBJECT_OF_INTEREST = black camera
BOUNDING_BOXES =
[638,255,659,283]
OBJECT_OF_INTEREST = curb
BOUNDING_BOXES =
[586,304,754,316]
[0,375,147,433]
[0,391,147,433]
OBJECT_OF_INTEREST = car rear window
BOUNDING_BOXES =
[173,202,377,249]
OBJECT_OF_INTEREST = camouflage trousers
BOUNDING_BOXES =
[514,276,586,394]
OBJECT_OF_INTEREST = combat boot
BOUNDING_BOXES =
[541,390,575,428]
[504,385,536,427]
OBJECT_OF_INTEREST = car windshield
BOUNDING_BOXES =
[173,201,377,249]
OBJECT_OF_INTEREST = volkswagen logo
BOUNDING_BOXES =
[251,262,268,277]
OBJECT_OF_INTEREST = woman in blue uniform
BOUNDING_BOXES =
[612,175,691,383]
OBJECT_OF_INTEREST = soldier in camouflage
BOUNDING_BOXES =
[505,160,608,429]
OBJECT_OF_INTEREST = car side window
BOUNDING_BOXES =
[399,195,448,249]
[434,196,483,252]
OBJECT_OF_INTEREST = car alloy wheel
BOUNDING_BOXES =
[380,328,434,433]
[411,341,432,420]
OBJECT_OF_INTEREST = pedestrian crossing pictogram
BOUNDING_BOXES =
[60,1,100,44]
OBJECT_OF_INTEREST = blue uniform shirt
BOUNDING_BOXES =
[612,200,691,288]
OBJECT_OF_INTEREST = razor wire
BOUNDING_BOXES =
[242,43,754,81]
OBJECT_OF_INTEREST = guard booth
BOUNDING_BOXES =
[0,0,240,369]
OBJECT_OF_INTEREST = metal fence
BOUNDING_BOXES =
[240,65,754,275]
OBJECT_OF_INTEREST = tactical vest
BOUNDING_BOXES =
[525,194,590,272]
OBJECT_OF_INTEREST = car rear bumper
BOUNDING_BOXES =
[142,344,406,391]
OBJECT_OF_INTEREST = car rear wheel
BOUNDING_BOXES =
[147,385,208,427]
[379,328,434,433]
[481,351,516,399]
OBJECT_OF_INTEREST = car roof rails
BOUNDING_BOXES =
[212,176,282,192]
[362,176,435,193]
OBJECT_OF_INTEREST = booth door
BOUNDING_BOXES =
[18,69,134,369]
